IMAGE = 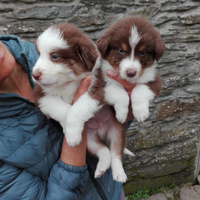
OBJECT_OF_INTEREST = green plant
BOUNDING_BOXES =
[126,183,176,200]
[127,188,150,200]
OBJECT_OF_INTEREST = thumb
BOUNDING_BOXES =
[72,75,92,104]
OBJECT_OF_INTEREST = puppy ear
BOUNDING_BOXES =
[96,36,110,58]
[155,39,165,61]
[77,44,98,71]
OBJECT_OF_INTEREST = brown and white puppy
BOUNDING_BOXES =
[65,16,165,182]
[32,23,97,130]
[96,16,164,123]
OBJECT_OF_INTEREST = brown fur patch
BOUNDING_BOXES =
[121,43,128,52]
[56,23,98,73]
[110,108,126,159]
[33,83,44,109]
[88,67,105,105]
[146,75,162,97]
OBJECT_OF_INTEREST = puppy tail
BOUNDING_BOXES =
[124,148,135,157]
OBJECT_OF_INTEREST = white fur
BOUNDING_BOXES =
[111,156,127,183]
[131,84,155,122]
[118,26,142,83]
[129,26,141,51]
[38,95,71,128]
[65,92,103,147]
[119,58,142,83]
[138,64,156,84]
[101,59,130,123]
[38,26,69,52]
[124,148,135,156]
[95,147,111,178]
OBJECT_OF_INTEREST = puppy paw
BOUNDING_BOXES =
[65,125,83,147]
[112,169,127,183]
[111,158,127,183]
[65,133,82,147]
[132,104,149,122]
[115,106,129,124]
[95,160,110,178]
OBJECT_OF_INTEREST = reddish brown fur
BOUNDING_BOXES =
[55,23,98,74]
[88,67,105,104]
[110,109,126,159]
[35,23,98,76]
[146,75,162,98]
[33,83,44,108]
[97,16,165,79]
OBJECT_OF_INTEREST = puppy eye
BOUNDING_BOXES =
[118,48,125,55]
[139,51,146,57]
[51,53,59,61]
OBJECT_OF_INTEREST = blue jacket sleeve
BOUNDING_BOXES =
[46,160,88,200]
[0,160,89,200]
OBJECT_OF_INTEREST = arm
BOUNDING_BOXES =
[0,161,88,200]
[60,75,92,166]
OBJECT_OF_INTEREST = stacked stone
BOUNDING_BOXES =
[138,183,200,200]
[0,0,200,195]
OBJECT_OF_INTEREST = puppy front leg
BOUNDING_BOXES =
[65,92,102,147]
[38,95,71,129]
[104,84,129,124]
[131,84,155,122]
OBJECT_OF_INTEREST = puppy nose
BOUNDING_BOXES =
[32,71,42,81]
[126,70,136,78]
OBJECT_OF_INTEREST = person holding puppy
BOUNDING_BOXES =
[0,35,134,200]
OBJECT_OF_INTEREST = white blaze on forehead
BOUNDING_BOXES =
[129,26,141,59]
[118,26,142,83]
[37,26,69,53]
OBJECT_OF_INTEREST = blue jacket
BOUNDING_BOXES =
[0,35,122,200]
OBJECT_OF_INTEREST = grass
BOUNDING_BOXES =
[126,183,176,200]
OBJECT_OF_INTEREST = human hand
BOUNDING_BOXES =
[60,75,92,167]
[72,75,92,104]
[106,70,136,96]
[106,69,136,123]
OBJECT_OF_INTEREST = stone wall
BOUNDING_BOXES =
[1,0,200,195]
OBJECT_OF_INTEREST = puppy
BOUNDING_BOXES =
[32,23,132,183]
[32,23,97,131]
[96,16,165,124]
[65,16,165,182]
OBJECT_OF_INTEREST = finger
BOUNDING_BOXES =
[72,75,92,104]
[106,70,128,86]
[106,69,136,96]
